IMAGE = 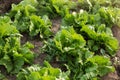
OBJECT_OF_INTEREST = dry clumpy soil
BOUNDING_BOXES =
[0,0,120,80]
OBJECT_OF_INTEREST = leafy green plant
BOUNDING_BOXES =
[17,61,69,80]
[62,10,119,56]
[80,25,118,56]
[0,72,6,80]
[0,16,12,24]
[77,0,120,26]
[8,0,52,38]
[0,0,119,79]
[37,0,76,18]
[77,0,118,11]
[29,15,52,38]
[62,9,115,28]
[0,19,34,74]
[43,27,115,80]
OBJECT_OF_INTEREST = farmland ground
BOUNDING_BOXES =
[0,0,120,80]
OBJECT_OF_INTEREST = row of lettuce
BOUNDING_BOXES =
[0,0,120,80]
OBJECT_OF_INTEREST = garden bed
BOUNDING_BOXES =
[0,0,120,80]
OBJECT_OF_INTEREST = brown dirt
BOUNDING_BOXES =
[111,26,120,80]
[0,0,21,14]
[51,17,61,34]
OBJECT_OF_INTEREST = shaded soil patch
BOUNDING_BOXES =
[0,0,21,14]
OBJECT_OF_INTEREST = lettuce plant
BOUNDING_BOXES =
[0,18,34,74]
[37,0,76,18]
[62,10,119,56]
[17,61,69,80]
[8,0,52,38]
[43,27,115,80]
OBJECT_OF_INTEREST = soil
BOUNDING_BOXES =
[0,0,120,80]
[0,0,21,14]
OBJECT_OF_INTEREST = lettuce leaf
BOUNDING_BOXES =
[17,61,69,80]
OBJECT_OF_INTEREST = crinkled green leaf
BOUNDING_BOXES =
[0,55,12,73]
[12,53,24,73]
[17,61,69,80]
